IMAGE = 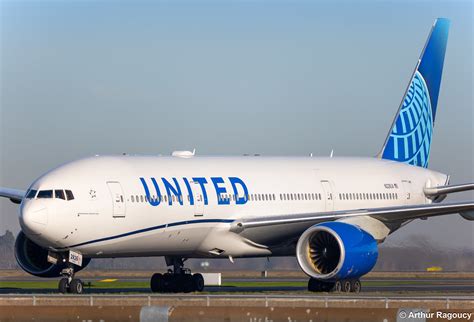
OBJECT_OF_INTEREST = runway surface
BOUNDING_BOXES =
[1,275,473,294]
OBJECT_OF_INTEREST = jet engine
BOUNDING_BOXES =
[14,231,90,277]
[296,221,378,280]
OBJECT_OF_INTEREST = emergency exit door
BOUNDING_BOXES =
[107,181,126,218]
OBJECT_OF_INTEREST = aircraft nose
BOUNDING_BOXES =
[20,201,48,235]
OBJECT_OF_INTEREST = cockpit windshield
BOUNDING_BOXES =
[26,189,37,199]
[30,189,75,200]
[55,190,65,200]
[37,190,53,199]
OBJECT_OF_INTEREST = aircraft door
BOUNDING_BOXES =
[191,181,204,217]
[106,181,126,218]
[320,180,335,211]
[401,180,412,205]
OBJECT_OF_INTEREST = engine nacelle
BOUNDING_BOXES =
[15,231,90,277]
[296,221,378,280]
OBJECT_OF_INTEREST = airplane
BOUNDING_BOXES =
[1,18,473,295]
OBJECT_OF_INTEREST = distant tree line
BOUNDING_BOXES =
[1,230,472,271]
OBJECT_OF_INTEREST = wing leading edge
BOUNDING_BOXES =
[230,201,474,233]
[0,187,26,204]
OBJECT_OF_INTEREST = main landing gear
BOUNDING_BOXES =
[150,257,205,293]
[58,266,84,294]
[308,278,361,293]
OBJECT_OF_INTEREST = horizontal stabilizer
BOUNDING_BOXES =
[424,183,474,199]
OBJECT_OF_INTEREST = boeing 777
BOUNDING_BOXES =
[1,18,473,294]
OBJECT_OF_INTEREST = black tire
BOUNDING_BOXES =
[150,273,163,293]
[333,280,342,292]
[320,281,335,292]
[308,278,321,292]
[69,279,83,294]
[351,279,361,293]
[342,280,351,293]
[192,273,204,292]
[162,273,173,293]
[58,278,69,294]
[183,274,194,293]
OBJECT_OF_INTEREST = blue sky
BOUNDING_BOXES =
[1,0,472,248]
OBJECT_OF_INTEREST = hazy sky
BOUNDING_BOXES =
[1,0,472,249]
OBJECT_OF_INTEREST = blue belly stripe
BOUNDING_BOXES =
[64,218,234,249]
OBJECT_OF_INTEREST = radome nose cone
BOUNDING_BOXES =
[20,202,48,235]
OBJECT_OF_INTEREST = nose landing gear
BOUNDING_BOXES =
[150,257,205,293]
[58,266,84,294]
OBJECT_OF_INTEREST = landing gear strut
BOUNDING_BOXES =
[58,265,84,294]
[150,257,204,293]
[308,278,361,293]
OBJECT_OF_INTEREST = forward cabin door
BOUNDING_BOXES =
[191,181,204,217]
[107,181,126,218]
[320,180,335,211]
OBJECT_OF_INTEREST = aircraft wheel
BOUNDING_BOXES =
[182,274,194,293]
[192,273,205,292]
[342,279,352,293]
[351,279,361,293]
[333,280,342,293]
[308,278,322,292]
[150,273,163,292]
[69,279,84,294]
[321,281,335,292]
[162,273,173,292]
[58,278,69,294]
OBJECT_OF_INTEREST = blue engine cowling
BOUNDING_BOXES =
[296,221,378,280]
[14,231,90,277]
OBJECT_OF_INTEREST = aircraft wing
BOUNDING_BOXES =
[424,183,474,198]
[230,201,474,232]
[0,187,26,204]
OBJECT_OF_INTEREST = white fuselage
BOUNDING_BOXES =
[19,155,448,259]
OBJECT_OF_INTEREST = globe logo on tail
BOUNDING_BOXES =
[383,71,433,168]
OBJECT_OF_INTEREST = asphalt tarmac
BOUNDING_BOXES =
[1,276,473,294]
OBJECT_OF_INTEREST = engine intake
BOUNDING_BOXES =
[296,221,378,280]
[15,231,89,277]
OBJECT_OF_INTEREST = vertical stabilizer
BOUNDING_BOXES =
[379,18,450,168]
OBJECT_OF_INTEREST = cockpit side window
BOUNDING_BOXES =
[55,190,66,200]
[65,190,74,201]
[37,190,53,199]
[26,189,38,199]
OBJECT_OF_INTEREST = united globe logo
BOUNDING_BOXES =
[383,71,433,168]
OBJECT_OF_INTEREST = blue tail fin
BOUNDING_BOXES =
[380,18,450,168]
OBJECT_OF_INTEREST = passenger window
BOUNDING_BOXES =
[26,189,37,199]
[37,190,53,199]
[131,195,135,202]
[55,190,66,200]
[65,190,74,200]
